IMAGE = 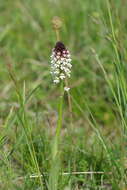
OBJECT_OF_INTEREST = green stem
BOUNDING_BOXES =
[49,82,64,190]
[51,81,64,160]
[56,81,64,137]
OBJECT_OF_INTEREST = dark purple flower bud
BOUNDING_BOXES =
[54,41,66,53]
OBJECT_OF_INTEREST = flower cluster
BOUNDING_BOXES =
[50,41,72,90]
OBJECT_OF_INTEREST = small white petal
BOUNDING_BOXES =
[60,66,64,70]
[56,60,61,65]
[60,73,65,79]
[63,61,67,65]
[54,69,60,75]
[67,54,70,58]
[67,58,72,62]
[67,73,71,77]
[61,58,65,61]
[51,60,55,64]
[64,87,70,91]
[65,68,70,73]
[54,57,57,61]
[50,55,54,58]
[54,79,59,83]
[67,63,72,67]
[57,52,61,55]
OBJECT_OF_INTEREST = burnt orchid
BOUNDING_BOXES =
[50,41,72,91]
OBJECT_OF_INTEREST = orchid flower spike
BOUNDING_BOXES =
[50,41,72,91]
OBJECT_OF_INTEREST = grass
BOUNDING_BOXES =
[0,0,127,189]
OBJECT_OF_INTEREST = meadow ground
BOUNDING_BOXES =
[0,0,127,189]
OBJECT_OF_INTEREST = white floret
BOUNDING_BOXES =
[64,87,70,92]
[67,58,72,62]
[60,73,65,80]
[54,77,60,83]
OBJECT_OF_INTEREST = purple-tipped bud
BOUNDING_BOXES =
[54,41,66,53]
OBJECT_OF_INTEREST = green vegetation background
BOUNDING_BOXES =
[0,0,127,189]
